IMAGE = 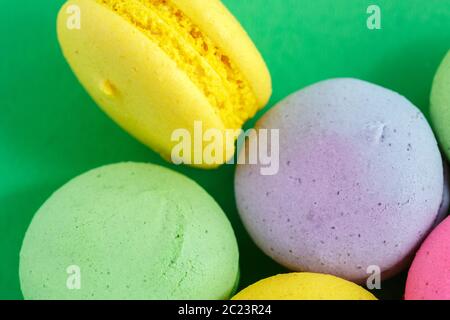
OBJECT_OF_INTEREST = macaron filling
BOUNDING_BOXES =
[97,0,259,130]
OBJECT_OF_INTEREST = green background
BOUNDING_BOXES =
[1,0,449,300]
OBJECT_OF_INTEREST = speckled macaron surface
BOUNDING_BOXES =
[431,50,450,161]
[405,216,450,300]
[435,161,450,226]
[19,162,239,300]
[235,78,444,283]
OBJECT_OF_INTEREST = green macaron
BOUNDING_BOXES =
[19,162,239,300]
[431,50,450,160]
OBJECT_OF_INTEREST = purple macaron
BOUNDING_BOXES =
[235,78,447,283]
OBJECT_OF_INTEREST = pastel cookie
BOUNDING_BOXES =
[232,273,376,300]
[431,50,450,161]
[57,0,271,168]
[235,78,444,283]
[405,216,450,300]
[435,160,449,226]
[20,163,239,299]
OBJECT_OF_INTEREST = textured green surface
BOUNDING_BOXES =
[431,51,450,160]
[20,163,239,300]
[1,0,450,300]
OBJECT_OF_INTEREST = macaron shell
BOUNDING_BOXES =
[57,0,240,167]
[19,163,239,299]
[172,0,272,106]
[434,160,450,226]
[431,50,450,161]
[235,78,443,283]
[232,273,377,300]
[405,216,450,300]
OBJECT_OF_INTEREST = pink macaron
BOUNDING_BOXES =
[405,216,450,300]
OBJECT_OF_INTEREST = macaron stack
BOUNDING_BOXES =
[57,0,271,167]
[18,0,450,300]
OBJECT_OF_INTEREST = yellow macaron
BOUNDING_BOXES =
[232,273,377,300]
[57,0,272,168]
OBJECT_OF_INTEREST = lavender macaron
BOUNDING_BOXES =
[235,78,447,283]
[435,161,450,225]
